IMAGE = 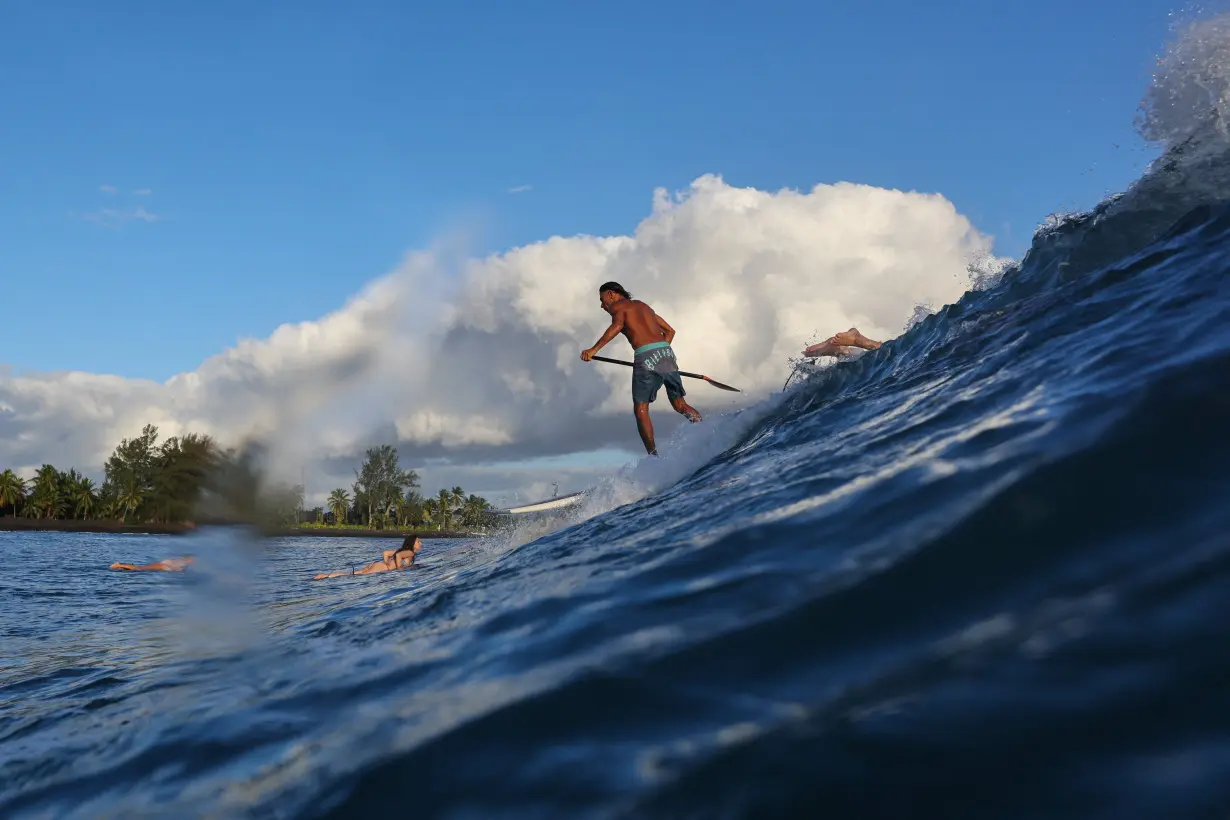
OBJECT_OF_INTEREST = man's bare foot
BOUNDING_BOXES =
[803,327,882,358]
[671,398,702,423]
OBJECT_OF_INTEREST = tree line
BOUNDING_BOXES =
[323,444,493,530]
[0,426,494,531]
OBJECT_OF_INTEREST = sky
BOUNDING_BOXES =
[0,0,1197,506]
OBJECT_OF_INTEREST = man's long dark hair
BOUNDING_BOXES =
[599,281,632,299]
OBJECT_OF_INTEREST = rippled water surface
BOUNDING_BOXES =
[7,19,1230,817]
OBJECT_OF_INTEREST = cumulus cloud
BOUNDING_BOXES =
[4,175,999,505]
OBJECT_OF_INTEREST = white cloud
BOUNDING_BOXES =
[99,184,117,194]
[5,175,1000,505]
[133,188,154,196]
[507,184,532,194]
[79,206,161,228]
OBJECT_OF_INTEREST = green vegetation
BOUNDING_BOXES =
[317,445,495,531]
[0,427,495,532]
[1,425,223,525]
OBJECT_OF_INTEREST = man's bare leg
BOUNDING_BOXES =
[634,402,657,454]
[670,396,702,423]
[802,327,883,358]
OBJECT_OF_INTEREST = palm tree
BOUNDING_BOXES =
[451,486,465,512]
[461,494,490,529]
[437,488,453,530]
[401,490,424,527]
[118,479,144,523]
[0,469,26,517]
[97,482,119,521]
[328,488,350,526]
[31,465,61,519]
[30,484,64,519]
[422,498,438,530]
[74,477,97,520]
[57,470,82,519]
[392,494,411,527]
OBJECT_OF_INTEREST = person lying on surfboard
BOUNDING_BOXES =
[110,556,195,572]
[802,327,883,358]
[313,536,422,580]
[581,281,702,456]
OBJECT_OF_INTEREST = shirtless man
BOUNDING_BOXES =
[581,282,702,455]
[313,536,422,580]
[110,556,195,572]
[802,327,883,358]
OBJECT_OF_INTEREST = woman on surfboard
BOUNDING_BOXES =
[313,536,422,580]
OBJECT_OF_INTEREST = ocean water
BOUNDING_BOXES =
[6,19,1230,820]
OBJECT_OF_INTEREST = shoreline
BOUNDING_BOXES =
[0,518,475,539]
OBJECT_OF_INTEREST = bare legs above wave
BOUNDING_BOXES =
[783,328,885,389]
[635,395,702,456]
[802,327,883,358]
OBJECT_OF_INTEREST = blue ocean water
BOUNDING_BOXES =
[5,24,1230,819]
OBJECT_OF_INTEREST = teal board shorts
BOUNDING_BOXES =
[632,342,685,404]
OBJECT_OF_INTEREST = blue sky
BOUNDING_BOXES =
[2,0,1175,380]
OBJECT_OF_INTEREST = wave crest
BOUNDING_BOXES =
[1137,12,1230,148]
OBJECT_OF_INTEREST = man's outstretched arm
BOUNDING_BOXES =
[581,312,626,360]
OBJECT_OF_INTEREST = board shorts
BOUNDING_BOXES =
[632,342,685,405]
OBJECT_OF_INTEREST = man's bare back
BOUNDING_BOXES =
[609,299,675,349]
[580,287,677,362]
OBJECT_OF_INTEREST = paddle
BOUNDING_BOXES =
[590,355,742,392]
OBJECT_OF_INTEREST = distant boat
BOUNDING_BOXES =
[492,491,586,517]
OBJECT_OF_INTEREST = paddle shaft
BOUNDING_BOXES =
[590,355,741,392]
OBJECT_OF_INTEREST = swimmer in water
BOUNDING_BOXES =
[109,556,195,572]
[313,536,422,580]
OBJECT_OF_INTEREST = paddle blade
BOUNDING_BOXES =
[704,376,741,392]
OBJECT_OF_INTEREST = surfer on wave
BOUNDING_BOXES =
[581,281,702,456]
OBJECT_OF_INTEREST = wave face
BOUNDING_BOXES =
[5,17,1230,820]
